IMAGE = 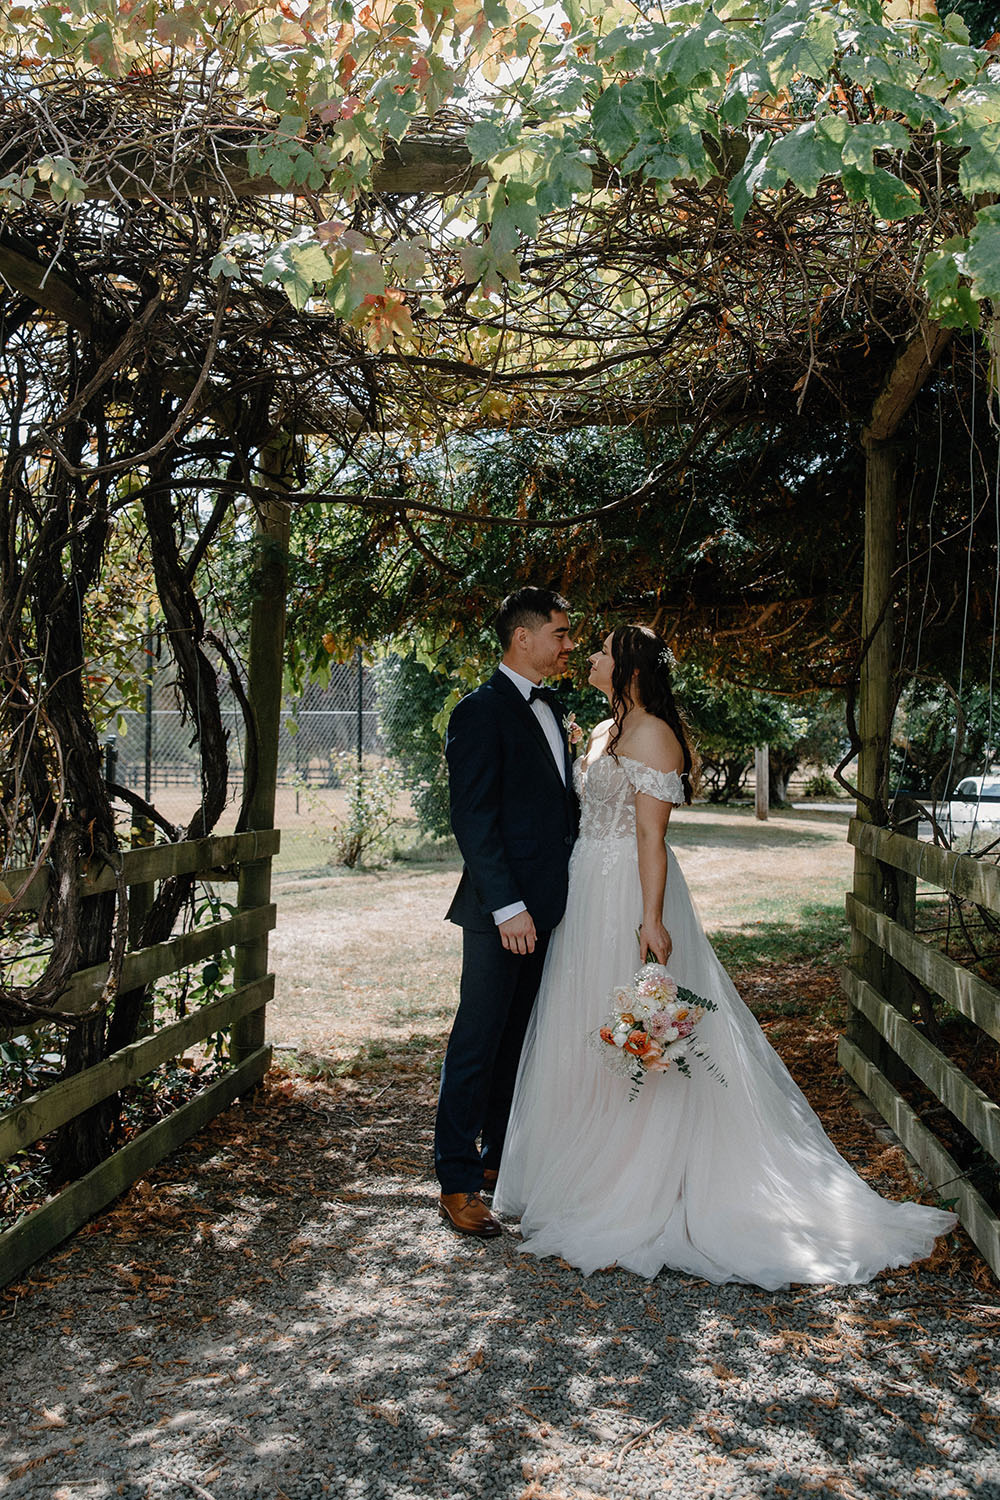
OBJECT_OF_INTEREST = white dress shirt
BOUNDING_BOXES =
[492,663,566,926]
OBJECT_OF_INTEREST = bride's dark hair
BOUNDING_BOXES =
[607,624,696,805]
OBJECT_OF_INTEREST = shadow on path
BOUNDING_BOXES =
[2,1064,996,1500]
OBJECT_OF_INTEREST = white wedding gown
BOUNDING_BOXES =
[494,754,956,1289]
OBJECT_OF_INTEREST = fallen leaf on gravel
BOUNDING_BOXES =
[8,1449,69,1478]
[33,1409,67,1429]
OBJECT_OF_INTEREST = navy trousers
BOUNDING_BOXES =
[434,925,551,1195]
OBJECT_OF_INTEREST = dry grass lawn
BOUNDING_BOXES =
[266,803,854,1058]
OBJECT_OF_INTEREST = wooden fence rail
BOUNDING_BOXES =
[841,818,1000,1277]
[0,828,278,1287]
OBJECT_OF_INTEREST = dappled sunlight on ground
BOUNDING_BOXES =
[7,806,992,1499]
[2,1071,995,1500]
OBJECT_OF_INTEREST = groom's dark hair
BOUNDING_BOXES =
[496,586,571,651]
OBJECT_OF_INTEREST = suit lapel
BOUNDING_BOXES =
[489,670,568,789]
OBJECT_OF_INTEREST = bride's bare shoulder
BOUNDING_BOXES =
[619,716,684,775]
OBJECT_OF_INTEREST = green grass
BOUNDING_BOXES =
[708,900,849,971]
[272,822,460,878]
[270,804,857,1083]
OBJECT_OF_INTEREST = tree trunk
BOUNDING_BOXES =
[35,447,121,1183]
[768,746,799,806]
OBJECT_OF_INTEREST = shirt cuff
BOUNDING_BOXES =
[493,901,527,926]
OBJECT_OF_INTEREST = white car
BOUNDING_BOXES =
[947,775,1000,834]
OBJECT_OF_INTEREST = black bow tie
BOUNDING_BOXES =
[528,685,557,707]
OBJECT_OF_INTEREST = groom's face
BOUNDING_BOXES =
[520,610,574,680]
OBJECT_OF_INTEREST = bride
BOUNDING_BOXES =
[494,624,956,1288]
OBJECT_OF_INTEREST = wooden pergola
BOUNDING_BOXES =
[1,100,998,1282]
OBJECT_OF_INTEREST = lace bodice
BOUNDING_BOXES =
[574,754,685,845]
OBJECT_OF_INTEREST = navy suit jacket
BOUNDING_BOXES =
[445,670,580,933]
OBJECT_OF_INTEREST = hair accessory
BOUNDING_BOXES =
[658,647,675,669]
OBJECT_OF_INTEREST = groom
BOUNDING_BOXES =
[435,586,580,1237]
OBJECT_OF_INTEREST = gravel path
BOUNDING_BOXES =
[2,1071,998,1500]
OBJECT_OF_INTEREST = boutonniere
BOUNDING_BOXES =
[562,712,584,747]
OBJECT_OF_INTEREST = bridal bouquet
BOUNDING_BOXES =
[594,962,723,1096]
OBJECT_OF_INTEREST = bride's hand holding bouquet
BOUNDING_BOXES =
[637,918,672,966]
[594,947,724,1095]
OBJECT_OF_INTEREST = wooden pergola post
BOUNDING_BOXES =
[845,323,951,1075]
[231,435,292,1070]
[848,434,897,1068]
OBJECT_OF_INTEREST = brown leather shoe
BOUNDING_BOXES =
[482,1168,499,1189]
[438,1192,502,1238]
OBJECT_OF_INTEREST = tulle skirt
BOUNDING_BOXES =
[494,836,956,1289]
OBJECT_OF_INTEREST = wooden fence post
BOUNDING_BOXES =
[887,792,921,1020]
[129,815,156,1035]
[754,745,769,821]
[231,436,291,1070]
[848,434,900,1073]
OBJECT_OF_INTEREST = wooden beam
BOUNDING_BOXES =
[0,243,93,333]
[0,975,273,1160]
[25,903,276,1023]
[844,310,955,1084]
[754,745,769,820]
[848,430,898,1077]
[0,1046,270,1289]
[20,123,763,210]
[72,134,481,204]
[842,964,1000,1166]
[865,320,952,444]
[839,1035,1000,1278]
[2,828,281,914]
[232,436,291,1070]
[846,892,1000,1043]
[848,818,1000,915]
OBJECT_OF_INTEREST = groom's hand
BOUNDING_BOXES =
[498,911,537,955]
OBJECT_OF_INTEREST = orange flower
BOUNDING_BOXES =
[599,1026,615,1045]
[624,1029,655,1058]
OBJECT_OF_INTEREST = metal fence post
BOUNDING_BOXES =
[144,609,154,804]
[356,644,364,768]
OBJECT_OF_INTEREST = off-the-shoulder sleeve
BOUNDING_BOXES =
[621,757,685,806]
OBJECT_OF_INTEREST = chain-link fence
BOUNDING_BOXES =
[108,655,446,875]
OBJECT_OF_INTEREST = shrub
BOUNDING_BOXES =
[802,771,840,798]
[331,755,405,867]
[373,652,452,838]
